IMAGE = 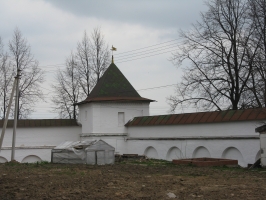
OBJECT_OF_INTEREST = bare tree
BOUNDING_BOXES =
[0,37,15,119]
[169,0,258,112]
[8,28,45,118]
[76,28,110,96]
[247,0,266,107]
[76,31,92,96]
[52,53,84,119]
[52,28,110,119]
[89,27,110,83]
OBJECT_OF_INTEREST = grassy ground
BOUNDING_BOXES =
[1,159,266,199]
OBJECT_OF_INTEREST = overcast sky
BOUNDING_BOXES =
[0,0,207,118]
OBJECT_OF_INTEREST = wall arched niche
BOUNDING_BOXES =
[192,146,211,158]
[222,147,245,167]
[0,156,8,163]
[21,155,42,163]
[255,150,261,162]
[144,146,158,159]
[166,147,182,161]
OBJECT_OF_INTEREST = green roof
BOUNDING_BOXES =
[88,63,140,98]
[76,62,154,104]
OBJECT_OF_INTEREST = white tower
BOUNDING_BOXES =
[76,61,154,136]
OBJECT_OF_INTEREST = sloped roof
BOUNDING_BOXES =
[53,140,114,150]
[0,119,78,127]
[125,108,266,126]
[54,140,97,150]
[77,63,154,104]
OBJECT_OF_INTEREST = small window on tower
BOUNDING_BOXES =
[118,112,125,127]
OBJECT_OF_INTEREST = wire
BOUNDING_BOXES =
[37,85,54,92]
[115,42,179,59]
[116,49,175,63]
[38,39,179,68]
[28,103,193,117]
[116,39,180,55]
[39,63,65,68]
[137,84,177,91]
[22,93,50,96]
[37,82,177,95]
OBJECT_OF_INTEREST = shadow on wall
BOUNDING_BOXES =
[222,147,244,166]
[144,145,248,167]
[192,146,211,158]
[255,150,261,162]
[144,146,158,159]
[21,155,42,163]
[166,147,182,161]
[0,156,8,163]
[0,155,42,163]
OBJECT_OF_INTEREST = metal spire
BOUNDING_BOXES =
[111,45,117,63]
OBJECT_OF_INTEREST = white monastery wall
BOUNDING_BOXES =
[124,139,260,167]
[80,134,260,167]
[81,120,261,167]
[0,118,262,168]
[79,102,149,134]
[0,126,81,162]
[127,121,261,138]
[0,149,52,163]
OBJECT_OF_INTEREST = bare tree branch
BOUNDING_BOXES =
[0,37,15,119]
[52,52,85,119]
[52,28,110,119]
[8,28,45,118]
[169,0,258,112]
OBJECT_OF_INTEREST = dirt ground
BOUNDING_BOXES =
[1,159,266,200]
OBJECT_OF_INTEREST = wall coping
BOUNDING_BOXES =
[126,135,259,140]
[0,119,79,128]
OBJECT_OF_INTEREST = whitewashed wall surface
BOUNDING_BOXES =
[78,102,149,135]
[0,119,81,163]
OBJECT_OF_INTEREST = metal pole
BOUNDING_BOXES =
[0,78,17,151]
[11,70,20,161]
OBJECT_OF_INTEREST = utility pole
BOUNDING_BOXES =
[17,90,20,120]
[11,69,21,161]
[0,78,17,151]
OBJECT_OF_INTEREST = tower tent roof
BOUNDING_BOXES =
[76,63,154,104]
